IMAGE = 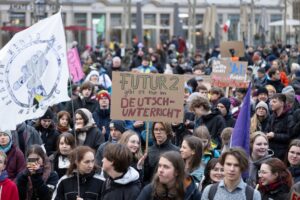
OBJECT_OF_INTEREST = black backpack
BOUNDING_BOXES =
[208,182,254,200]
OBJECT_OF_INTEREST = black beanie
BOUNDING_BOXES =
[40,108,54,120]
[109,120,126,133]
[257,87,268,96]
[218,97,231,113]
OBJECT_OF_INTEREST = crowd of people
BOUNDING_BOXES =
[0,37,300,200]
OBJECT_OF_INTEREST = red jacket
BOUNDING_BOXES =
[0,178,19,200]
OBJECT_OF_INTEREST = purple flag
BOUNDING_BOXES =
[230,83,251,156]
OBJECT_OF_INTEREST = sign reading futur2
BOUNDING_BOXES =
[111,72,185,123]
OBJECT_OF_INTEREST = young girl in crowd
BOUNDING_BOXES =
[56,111,72,134]
[248,131,273,187]
[180,135,203,184]
[74,108,104,150]
[0,151,19,200]
[250,101,270,134]
[286,139,300,183]
[16,145,59,200]
[35,109,59,156]
[200,158,224,192]
[118,130,147,171]
[137,151,201,200]
[258,158,293,200]
[52,146,102,200]
[0,130,25,180]
[193,126,220,166]
[49,133,75,178]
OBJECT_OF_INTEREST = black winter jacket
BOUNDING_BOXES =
[74,126,104,151]
[194,108,226,146]
[143,139,179,185]
[65,96,98,118]
[267,110,295,159]
[52,171,103,200]
[100,167,141,200]
[289,166,300,184]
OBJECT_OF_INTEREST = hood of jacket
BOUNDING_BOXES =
[100,166,139,185]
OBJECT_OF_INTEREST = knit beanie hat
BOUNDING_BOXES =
[40,108,54,120]
[96,90,110,101]
[0,130,12,140]
[218,97,231,113]
[109,120,126,133]
[282,85,295,96]
[256,101,269,112]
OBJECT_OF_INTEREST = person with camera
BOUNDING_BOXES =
[16,145,59,200]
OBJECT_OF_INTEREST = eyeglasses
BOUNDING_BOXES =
[258,170,271,175]
[289,151,300,156]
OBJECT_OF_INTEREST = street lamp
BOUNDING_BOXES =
[33,0,46,22]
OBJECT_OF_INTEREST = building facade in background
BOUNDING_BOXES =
[0,0,298,49]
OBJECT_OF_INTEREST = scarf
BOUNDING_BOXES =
[259,180,284,194]
[0,139,12,153]
[57,125,69,133]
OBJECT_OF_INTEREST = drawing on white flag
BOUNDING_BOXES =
[0,10,70,130]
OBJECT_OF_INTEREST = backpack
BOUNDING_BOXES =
[208,182,254,200]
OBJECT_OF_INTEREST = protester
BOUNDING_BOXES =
[220,127,233,153]
[143,122,179,185]
[180,135,203,184]
[190,96,226,147]
[35,108,59,156]
[49,133,75,178]
[65,82,98,117]
[74,108,104,151]
[0,130,25,180]
[56,111,72,134]
[201,148,261,200]
[286,139,300,183]
[100,143,141,199]
[137,151,201,200]
[52,146,102,200]
[247,132,273,187]
[93,90,111,141]
[17,145,58,200]
[250,101,270,134]
[12,122,43,155]
[118,130,147,172]
[258,158,292,199]
[200,158,224,192]
[0,151,19,200]
[95,120,126,166]
[217,97,236,127]
[267,93,295,159]
[193,126,220,166]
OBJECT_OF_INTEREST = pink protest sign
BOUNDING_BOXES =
[67,48,85,82]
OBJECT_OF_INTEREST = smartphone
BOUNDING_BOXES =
[27,158,38,164]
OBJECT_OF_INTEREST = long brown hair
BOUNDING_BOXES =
[285,139,300,166]
[263,158,293,189]
[182,135,202,173]
[152,151,186,200]
[67,146,98,175]
[56,132,75,154]
[118,130,143,161]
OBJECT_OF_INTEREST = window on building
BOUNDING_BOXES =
[74,13,87,48]
[160,29,169,43]
[293,1,300,20]
[160,14,170,26]
[218,14,223,25]
[131,13,136,26]
[111,13,122,27]
[144,14,156,25]
[9,12,25,26]
[195,14,203,25]
[270,14,282,43]
[92,14,106,47]
[228,14,239,40]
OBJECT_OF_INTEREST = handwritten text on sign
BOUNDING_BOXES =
[111,72,185,123]
[212,60,248,88]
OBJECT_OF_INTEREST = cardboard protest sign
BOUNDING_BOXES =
[211,59,248,88]
[220,41,245,58]
[111,72,185,123]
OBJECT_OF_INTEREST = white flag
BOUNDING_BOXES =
[0,10,70,130]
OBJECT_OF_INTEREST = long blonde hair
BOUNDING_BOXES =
[118,130,143,161]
